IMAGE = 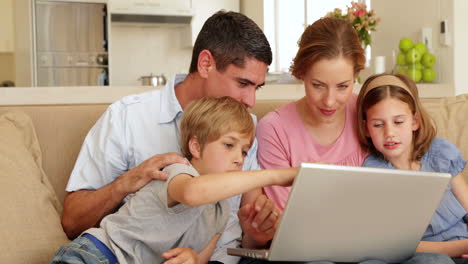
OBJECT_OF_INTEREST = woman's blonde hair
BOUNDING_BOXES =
[180,96,255,160]
[356,73,436,161]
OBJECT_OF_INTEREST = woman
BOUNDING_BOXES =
[257,17,366,211]
[245,17,455,264]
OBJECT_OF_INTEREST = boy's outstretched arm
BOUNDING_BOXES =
[167,168,296,207]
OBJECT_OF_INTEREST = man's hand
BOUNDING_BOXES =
[114,152,188,196]
[62,152,187,239]
[238,194,280,248]
[162,248,199,264]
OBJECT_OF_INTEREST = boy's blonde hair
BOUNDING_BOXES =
[357,73,436,161]
[180,96,255,160]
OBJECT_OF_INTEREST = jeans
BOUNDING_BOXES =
[50,235,113,264]
[239,252,455,264]
[453,258,468,264]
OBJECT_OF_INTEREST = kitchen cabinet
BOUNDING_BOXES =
[184,0,239,46]
[0,0,15,52]
[109,0,192,14]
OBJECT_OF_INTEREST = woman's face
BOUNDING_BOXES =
[302,57,355,124]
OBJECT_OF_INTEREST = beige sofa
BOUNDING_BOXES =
[1,92,468,264]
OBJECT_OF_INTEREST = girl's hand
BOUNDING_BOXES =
[162,248,199,264]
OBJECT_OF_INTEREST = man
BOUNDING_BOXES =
[62,10,276,264]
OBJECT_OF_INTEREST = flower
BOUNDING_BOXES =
[325,1,380,47]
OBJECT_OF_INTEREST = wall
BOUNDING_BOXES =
[453,0,468,95]
[371,0,454,95]
[0,54,15,84]
[110,0,239,86]
[13,0,34,87]
[109,23,192,86]
[240,0,264,30]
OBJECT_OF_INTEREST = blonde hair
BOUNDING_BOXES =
[357,73,436,161]
[180,96,255,160]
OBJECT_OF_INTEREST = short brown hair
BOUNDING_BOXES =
[357,74,436,161]
[180,96,255,160]
[189,10,272,73]
[290,17,365,79]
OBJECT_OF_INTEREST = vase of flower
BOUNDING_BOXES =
[325,1,380,49]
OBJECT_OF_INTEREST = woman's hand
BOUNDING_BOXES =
[162,248,199,264]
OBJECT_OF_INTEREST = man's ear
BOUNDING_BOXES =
[412,113,421,131]
[188,136,202,159]
[197,49,215,78]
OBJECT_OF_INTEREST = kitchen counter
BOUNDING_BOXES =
[0,82,450,106]
[257,82,451,100]
[0,86,155,105]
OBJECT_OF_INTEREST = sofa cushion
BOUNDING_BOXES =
[0,104,110,205]
[422,94,468,164]
[0,111,69,264]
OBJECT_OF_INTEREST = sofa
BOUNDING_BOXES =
[1,89,468,264]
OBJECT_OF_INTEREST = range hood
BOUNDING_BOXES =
[110,1,194,24]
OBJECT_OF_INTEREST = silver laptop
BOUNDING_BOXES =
[228,163,450,263]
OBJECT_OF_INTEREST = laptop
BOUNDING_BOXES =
[228,163,450,263]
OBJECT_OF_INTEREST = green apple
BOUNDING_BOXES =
[422,68,436,82]
[422,53,436,68]
[414,42,427,56]
[407,68,422,82]
[396,52,407,66]
[406,48,422,63]
[399,37,414,52]
[408,62,422,70]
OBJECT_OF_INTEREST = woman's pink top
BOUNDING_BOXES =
[256,94,367,211]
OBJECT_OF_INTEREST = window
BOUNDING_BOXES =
[264,0,371,73]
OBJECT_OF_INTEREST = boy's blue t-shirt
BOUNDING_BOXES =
[364,137,468,241]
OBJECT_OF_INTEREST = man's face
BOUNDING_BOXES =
[204,58,268,108]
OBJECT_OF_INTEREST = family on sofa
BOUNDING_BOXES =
[52,10,468,264]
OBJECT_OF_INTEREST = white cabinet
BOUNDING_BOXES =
[0,0,15,52]
[109,0,192,15]
[185,0,239,46]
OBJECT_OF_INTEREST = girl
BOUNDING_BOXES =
[357,73,468,264]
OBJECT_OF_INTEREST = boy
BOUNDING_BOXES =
[52,97,295,264]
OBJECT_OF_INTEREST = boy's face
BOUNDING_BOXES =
[204,57,267,109]
[365,97,419,165]
[195,131,251,174]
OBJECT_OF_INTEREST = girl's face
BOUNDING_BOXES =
[302,57,355,124]
[365,97,420,165]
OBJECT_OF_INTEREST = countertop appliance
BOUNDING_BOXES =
[35,1,108,86]
[138,73,167,86]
